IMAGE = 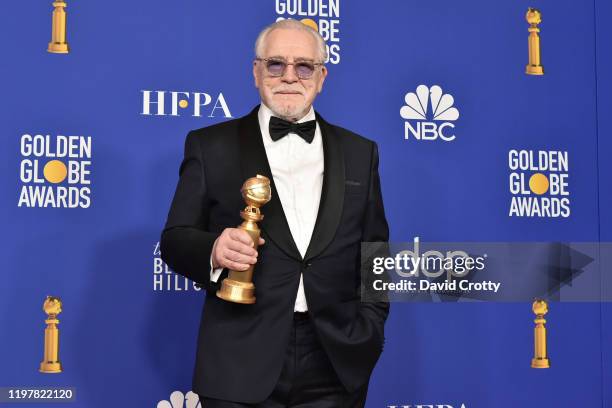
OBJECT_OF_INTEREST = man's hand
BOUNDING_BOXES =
[211,228,265,271]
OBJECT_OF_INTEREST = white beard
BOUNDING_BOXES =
[268,98,309,122]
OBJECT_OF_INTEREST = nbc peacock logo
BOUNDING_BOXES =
[400,84,460,142]
[157,391,201,408]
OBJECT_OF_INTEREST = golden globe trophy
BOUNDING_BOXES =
[217,175,271,304]
[531,299,550,368]
[40,296,63,373]
[48,0,69,53]
[525,7,544,75]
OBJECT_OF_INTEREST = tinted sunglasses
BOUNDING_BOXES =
[255,57,324,80]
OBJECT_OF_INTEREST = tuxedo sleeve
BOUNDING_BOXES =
[359,141,391,344]
[160,130,222,289]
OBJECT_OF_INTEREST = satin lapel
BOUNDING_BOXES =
[304,111,345,262]
[238,106,302,261]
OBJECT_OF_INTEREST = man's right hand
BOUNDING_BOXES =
[211,228,265,271]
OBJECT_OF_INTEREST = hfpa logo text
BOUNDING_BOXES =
[141,90,232,118]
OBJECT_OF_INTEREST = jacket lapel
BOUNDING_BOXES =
[238,106,345,263]
[303,111,345,262]
[239,106,302,261]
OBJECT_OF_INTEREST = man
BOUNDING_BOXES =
[160,19,389,407]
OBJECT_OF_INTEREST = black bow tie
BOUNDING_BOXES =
[269,116,316,144]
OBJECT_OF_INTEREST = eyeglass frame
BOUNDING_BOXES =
[254,57,325,80]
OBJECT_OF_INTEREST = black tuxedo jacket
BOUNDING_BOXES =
[160,105,390,403]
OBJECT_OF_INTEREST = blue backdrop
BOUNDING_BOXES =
[1,1,610,407]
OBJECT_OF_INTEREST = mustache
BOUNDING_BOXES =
[272,87,304,95]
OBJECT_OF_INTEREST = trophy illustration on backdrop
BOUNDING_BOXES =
[531,299,550,368]
[525,7,544,75]
[40,296,63,373]
[216,175,271,304]
[48,0,69,53]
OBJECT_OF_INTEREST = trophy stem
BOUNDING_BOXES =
[40,316,62,373]
[216,217,262,304]
[48,1,69,53]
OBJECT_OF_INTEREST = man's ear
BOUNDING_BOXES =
[317,66,328,93]
[253,61,260,89]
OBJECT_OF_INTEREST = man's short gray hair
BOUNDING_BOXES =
[254,19,328,63]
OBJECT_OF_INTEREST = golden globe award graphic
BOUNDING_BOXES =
[217,175,271,304]
[40,296,63,373]
[300,18,319,32]
[525,7,544,75]
[531,299,550,368]
[48,0,69,53]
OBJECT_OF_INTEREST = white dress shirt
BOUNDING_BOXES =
[209,103,324,312]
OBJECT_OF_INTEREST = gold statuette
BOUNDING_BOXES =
[40,296,63,373]
[525,8,544,75]
[531,299,550,368]
[48,1,69,53]
[216,175,271,304]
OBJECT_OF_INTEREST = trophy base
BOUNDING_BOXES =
[48,42,69,53]
[526,65,544,75]
[531,358,550,368]
[217,278,256,304]
[39,362,62,373]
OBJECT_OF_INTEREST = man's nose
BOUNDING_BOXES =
[281,64,299,83]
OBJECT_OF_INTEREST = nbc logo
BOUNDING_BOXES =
[400,85,460,141]
[157,391,201,408]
